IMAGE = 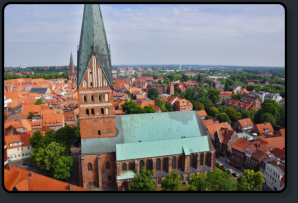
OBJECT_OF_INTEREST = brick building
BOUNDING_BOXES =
[68,52,77,82]
[233,118,254,133]
[213,128,238,156]
[77,5,215,191]
[147,83,174,96]
[174,99,193,111]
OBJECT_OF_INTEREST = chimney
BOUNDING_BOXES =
[264,122,266,125]
[29,171,33,178]
[68,183,71,191]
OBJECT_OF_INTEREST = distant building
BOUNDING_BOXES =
[68,52,77,82]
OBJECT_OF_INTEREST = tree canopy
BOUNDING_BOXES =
[161,170,181,191]
[35,98,44,105]
[144,105,156,113]
[128,167,156,191]
[121,101,145,114]
[28,112,35,119]
[29,130,44,148]
[208,106,219,117]
[217,113,231,124]
[148,88,159,100]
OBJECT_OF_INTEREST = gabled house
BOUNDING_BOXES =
[197,110,207,119]
[213,128,238,156]
[233,118,254,133]
[252,122,274,135]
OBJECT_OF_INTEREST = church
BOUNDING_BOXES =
[77,4,215,191]
[68,52,77,82]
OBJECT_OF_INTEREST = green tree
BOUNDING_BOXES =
[174,83,180,89]
[121,101,145,114]
[188,172,208,191]
[29,130,44,148]
[124,90,131,97]
[173,91,179,97]
[144,105,156,113]
[53,125,76,149]
[148,88,159,100]
[208,106,219,117]
[36,136,55,149]
[217,113,231,124]
[128,167,156,191]
[161,170,181,191]
[28,112,35,119]
[241,169,265,191]
[154,97,165,107]
[158,80,162,85]
[225,107,241,121]
[206,170,237,191]
[224,83,230,91]
[206,79,212,87]
[75,121,81,141]
[193,102,204,111]
[35,98,44,105]
[160,105,168,112]
[255,95,261,101]
[207,89,220,104]
[165,102,174,112]
[197,75,202,83]
[30,142,73,180]
[260,113,276,127]
[164,77,170,84]
[45,129,55,138]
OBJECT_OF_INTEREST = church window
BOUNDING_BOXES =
[86,109,89,116]
[91,94,94,102]
[122,163,127,171]
[172,156,177,169]
[83,95,87,103]
[88,163,92,171]
[83,80,87,89]
[108,175,111,181]
[98,94,102,102]
[139,160,144,170]
[106,161,110,170]
[129,162,133,170]
[146,159,151,170]
[178,156,183,169]
[98,68,102,88]
[156,159,161,171]
[104,80,108,87]
[106,108,109,115]
[190,154,196,167]
[162,158,167,171]
[98,130,101,136]
[91,108,94,115]
[101,108,104,115]
[105,94,109,102]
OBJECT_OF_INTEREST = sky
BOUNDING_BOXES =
[4,4,285,67]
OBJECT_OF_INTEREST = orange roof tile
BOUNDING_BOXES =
[4,169,21,191]
[10,167,89,191]
[136,100,155,108]
[232,138,254,152]
[270,148,285,160]
[263,137,285,150]
[236,118,254,128]
[197,110,207,117]
[115,110,126,115]
[276,129,285,140]
[255,123,274,134]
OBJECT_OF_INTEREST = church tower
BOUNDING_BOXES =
[78,4,116,189]
[69,52,77,82]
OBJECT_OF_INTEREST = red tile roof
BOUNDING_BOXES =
[263,137,285,150]
[236,118,254,128]
[232,138,253,152]
[270,148,285,160]
[254,123,274,134]
[276,129,285,140]
[197,110,207,117]
[9,167,89,191]
[4,169,21,191]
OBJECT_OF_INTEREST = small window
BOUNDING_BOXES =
[106,108,109,115]
[22,153,24,156]
[106,161,110,170]
[98,130,101,136]
[129,162,133,170]
[108,175,112,181]
[139,160,144,170]
[105,93,109,102]
[91,95,94,102]
[185,177,189,182]
[88,163,92,171]
[18,154,20,157]
[88,182,92,186]
[86,109,89,116]
[122,163,127,171]
[101,108,104,115]
[91,109,95,115]
[98,94,102,102]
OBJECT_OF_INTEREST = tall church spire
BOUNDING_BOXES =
[77,4,113,89]
[70,52,74,65]
[69,52,74,76]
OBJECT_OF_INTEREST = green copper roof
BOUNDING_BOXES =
[77,4,113,88]
[116,136,210,161]
[116,111,203,143]
[81,111,208,155]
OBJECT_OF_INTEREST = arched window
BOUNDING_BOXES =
[162,158,167,171]
[86,109,89,116]
[108,175,111,181]
[104,80,107,87]
[129,162,133,170]
[91,109,94,115]
[98,68,102,88]
[98,130,101,136]
[106,108,109,115]
[190,154,196,167]
[106,161,110,170]
[178,156,183,169]
[91,94,94,102]
[146,159,151,170]
[83,95,87,103]
[205,153,209,166]
[88,68,92,88]
[88,163,92,171]
[105,93,109,102]
[98,94,102,102]
[101,108,104,115]
[83,80,87,89]
[156,159,161,171]
[139,160,144,170]
[200,153,204,165]
[122,163,127,171]
[172,156,177,169]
